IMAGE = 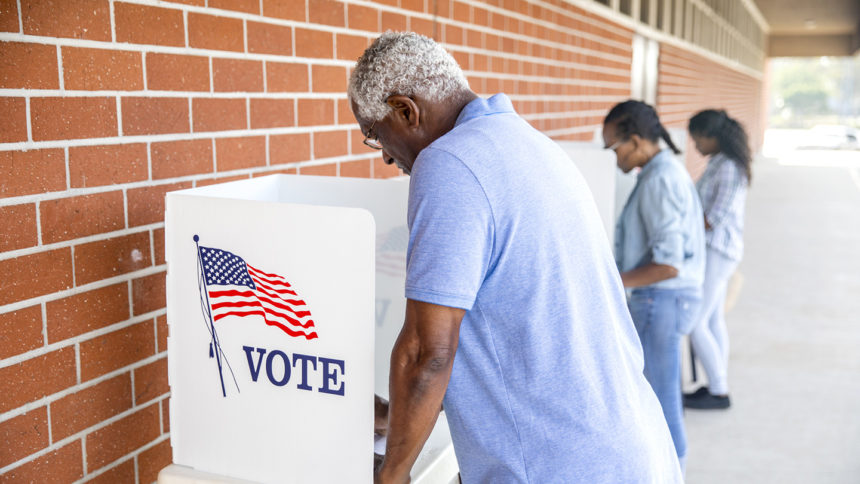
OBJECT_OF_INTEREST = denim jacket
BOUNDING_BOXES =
[615,149,706,290]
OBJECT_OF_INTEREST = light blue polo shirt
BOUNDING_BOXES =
[405,94,681,483]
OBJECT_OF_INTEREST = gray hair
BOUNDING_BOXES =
[348,31,470,122]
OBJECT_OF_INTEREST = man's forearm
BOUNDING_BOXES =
[378,338,454,483]
[377,300,463,484]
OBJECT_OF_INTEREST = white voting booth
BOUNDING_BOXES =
[163,175,457,484]
[161,143,626,484]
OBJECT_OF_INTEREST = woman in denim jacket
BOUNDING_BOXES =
[603,100,706,472]
[683,109,751,410]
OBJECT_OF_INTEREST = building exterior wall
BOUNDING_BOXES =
[0,1,759,482]
[657,43,764,176]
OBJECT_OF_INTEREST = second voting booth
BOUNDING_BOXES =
[163,144,619,483]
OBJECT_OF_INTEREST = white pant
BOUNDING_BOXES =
[690,248,738,395]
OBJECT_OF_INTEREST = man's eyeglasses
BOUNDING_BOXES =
[363,121,383,150]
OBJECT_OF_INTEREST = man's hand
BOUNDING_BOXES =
[375,299,465,484]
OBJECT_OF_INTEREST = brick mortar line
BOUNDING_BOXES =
[0,148,376,205]
[659,60,760,77]
[34,199,43,245]
[0,261,167,315]
[1,395,171,477]
[183,9,189,49]
[109,0,117,43]
[123,0,630,54]
[0,3,761,78]
[70,244,76,288]
[15,0,22,33]
[75,342,81,385]
[0,344,169,423]
[123,189,129,229]
[0,37,631,86]
[446,45,632,77]
[40,302,48,346]
[0,33,357,66]
[447,0,635,52]
[158,391,164,434]
[128,279,135,322]
[0,122,357,153]
[437,29,632,67]
[116,97,123,136]
[130,369,136,407]
[350,0,635,55]
[148,232,156,278]
[0,89,348,99]
[485,0,637,46]
[0,1,638,67]
[46,403,53,444]
[0,221,162,260]
[563,0,764,78]
[56,45,64,90]
[242,18,248,54]
[461,70,630,88]
[76,432,171,484]
[505,94,628,101]
[520,109,611,121]
[81,435,87,476]
[207,56,213,93]
[24,96,32,141]
[64,147,71,190]
[542,124,602,137]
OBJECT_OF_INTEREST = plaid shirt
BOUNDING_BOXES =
[696,153,748,261]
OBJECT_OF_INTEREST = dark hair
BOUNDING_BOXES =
[688,109,752,183]
[604,100,681,155]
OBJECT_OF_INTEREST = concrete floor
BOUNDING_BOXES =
[684,149,860,483]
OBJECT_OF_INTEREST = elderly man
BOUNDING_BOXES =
[349,32,682,483]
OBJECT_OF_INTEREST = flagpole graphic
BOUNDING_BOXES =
[195,235,231,397]
[194,235,319,397]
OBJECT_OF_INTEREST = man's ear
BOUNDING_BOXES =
[629,133,642,151]
[386,95,420,129]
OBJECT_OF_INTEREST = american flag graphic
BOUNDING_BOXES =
[376,226,408,278]
[199,246,318,340]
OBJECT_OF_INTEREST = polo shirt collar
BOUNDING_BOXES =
[454,94,515,128]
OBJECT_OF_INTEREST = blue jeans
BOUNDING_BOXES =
[628,287,701,460]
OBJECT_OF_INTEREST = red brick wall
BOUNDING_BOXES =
[0,1,635,482]
[656,43,764,177]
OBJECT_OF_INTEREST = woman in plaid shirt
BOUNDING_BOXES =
[684,109,752,410]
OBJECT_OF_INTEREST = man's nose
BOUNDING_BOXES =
[381,149,394,165]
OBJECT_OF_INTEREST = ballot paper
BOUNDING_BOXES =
[374,434,387,455]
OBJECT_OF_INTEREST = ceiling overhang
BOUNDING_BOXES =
[752,0,860,57]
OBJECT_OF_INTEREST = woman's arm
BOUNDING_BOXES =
[621,263,679,288]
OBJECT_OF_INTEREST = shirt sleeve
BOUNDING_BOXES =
[703,160,742,229]
[637,173,686,271]
[405,148,494,310]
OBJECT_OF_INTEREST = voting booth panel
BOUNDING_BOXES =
[165,175,452,484]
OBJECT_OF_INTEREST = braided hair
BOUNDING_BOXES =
[604,100,681,155]
[688,109,752,183]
